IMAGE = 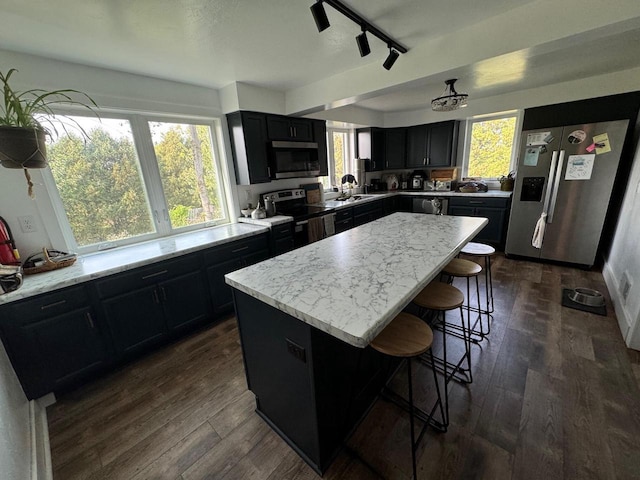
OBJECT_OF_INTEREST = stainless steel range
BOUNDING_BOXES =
[262,189,336,247]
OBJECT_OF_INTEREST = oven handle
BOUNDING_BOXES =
[296,220,308,226]
[296,212,336,226]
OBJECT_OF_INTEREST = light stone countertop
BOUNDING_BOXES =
[237,215,294,227]
[0,223,269,306]
[225,212,488,348]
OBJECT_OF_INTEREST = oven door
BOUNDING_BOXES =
[293,213,335,247]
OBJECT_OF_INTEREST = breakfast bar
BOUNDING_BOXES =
[225,213,487,473]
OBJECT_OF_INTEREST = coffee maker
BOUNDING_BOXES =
[410,170,427,190]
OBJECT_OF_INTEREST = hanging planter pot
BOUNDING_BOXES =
[0,126,48,169]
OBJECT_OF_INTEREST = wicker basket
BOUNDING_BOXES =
[23,248,77,275]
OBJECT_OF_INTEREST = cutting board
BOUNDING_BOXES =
[302,182,322,204]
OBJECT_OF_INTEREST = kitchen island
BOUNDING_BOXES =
[225,213,487,473]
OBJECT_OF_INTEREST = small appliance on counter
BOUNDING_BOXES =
[0,264,22,294]
[410,170,428,190]
[383,173,399,191]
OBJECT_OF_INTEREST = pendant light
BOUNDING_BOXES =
[431,79,469,111]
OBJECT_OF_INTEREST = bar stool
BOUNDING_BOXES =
[411,281,466,425]
[460,242,496,335]
[441,258,485,345]
[371,312,443,480]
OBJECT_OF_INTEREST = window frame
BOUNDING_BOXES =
[324,127,355,190]
[39,108,231,254]
[462,110,523,183]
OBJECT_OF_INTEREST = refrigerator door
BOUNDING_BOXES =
[539,120,629,265]
[505,126,564,259]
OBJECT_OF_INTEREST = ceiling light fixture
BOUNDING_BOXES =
[383,47,399,70]
[310,1,330,32]
[431,79,469,112]
[356,29,370,57]
[310,0,407,68]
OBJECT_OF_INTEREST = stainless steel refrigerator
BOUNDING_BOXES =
[505,119,629,267]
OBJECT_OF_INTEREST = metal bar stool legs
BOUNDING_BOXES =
[370,312,445,480]
[461,242,497,337]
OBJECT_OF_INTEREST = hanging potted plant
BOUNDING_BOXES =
[0,68,98,196]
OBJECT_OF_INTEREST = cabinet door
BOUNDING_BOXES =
[357,128,385,172]
[160,271,211,331]
[313,120,329,176]
[3,307,109,399]
[266,116,292,140]
[384,129,406,169]
[228,112,270,185]
[102,286,166,356]
[448,205,475,217]
[290,119,314,141]
[406,125,428,168]
[334,217,353,233]
[207,257,245,314]
[475,206,508,246]
[426,121,457,167]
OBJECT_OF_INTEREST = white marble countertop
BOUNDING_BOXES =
[0,223,268,306]
[238,215,293,227]
[225,213,487,348]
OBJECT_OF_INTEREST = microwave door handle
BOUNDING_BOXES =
[542,150,558,215]
[546,150,565,223]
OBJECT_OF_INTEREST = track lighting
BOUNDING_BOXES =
[356,29,370,57]
[310,0,407,68]
[383,47,399,70]
[310,1,330,32]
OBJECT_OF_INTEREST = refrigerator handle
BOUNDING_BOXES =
[542,150,559,214]
[547,150,565,223]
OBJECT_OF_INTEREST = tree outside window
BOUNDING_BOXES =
[466,115,518,178]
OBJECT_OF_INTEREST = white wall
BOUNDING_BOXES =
[604,119,640,349]
[0,340,31,480]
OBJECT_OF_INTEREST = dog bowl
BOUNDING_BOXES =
[568,288,605,307]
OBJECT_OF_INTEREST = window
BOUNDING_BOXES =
[43,112,229,252]
[321,128,354,189]
[464,113,520,179]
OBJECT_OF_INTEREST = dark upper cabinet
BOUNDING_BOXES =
[267,116,314,141]
[356,128,385,172]
[384,128,406,169]
[313,120,328,177]
[227,111,270,185]
[406,121,459,168]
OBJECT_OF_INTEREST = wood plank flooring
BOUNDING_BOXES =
[47,255,640,479]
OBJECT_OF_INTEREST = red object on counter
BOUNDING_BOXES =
[0,216,21,266]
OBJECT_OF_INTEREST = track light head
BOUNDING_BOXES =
[310,1,330,32]
[383,48,399,70]
[356,30,371,57]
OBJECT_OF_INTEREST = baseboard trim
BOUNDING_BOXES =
[30,393,55,480]
[603,260,632,343]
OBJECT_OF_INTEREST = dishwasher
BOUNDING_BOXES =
[412,197,448,215]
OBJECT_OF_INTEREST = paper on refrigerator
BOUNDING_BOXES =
[565,154,595,180]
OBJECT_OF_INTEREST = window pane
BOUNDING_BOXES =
[149,122,225,228]
[47,116,155,247]
[333,131,345,186]
[468,117,517,178]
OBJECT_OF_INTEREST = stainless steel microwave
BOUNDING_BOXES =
[269,141,320,179]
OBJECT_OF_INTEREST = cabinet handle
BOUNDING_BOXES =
[142,270,168,280]
[426,157,430,165]
[423,157,426,165]
[232,246,249,253]
[85,312,95,329]
[41,300,66,310]
[153,289,160,304]
[160,286,167,302]
[469,201,484,205]
[289,126,293,137]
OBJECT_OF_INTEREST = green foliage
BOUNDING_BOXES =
[468,117,516,178]
[169,205,191,227]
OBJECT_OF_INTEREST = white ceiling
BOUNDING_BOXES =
[1,0,640,115]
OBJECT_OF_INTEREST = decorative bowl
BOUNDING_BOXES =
[241,209,252,217]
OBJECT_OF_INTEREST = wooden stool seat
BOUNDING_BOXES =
[413,281,464,310]
[443,258,482,277]
[461,242,496,256]
[371,312,433,357]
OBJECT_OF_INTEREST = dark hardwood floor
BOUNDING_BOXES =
[47,255,640,479]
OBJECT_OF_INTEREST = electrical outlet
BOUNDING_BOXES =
[17,215,37,233]
[286,338,306,363]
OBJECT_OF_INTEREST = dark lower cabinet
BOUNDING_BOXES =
[353,200,384,226]
[205,235,270,315]
[270,222,295,256]
[0,285,110,399]
[448,197,511,248]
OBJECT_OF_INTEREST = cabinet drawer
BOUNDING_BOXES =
[353,200,382,215]
[203,234,269,265]
[95,253,201,299]
[7,285,91,322]
[448,197,510,208]
[271,223,293,240]
[335,208,352,221]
